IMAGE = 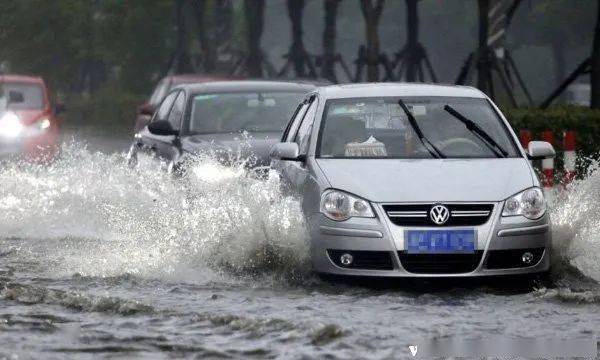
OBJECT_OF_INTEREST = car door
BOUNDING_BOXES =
[271,97,310,182]
[135,90,179,164]
[275,95,318,194]
[154,90,186,164]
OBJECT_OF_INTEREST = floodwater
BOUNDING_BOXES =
[1,141,600,359]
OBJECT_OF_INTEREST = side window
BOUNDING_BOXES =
[167,92,185,130]
[153,91,178,122]
[283,101,309,142]
[294,98,318,154]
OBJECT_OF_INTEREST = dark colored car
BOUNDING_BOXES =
[0,74,63,161]
[133,74,227,133]
[126,80,317,172]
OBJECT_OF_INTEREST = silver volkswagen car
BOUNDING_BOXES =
[270,83,555,278]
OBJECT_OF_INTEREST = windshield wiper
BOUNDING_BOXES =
[443,105,508,158]
[398,99,445,159]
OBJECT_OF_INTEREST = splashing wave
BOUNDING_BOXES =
[0,142,309,280]
[2,142,600,285]
[549,164,600,283]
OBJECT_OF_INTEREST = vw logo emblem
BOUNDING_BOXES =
[430,204,450,225]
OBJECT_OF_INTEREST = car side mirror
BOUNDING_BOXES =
[148,120,178,136]
[270,142,303,161]
[528,141,555,160]
[7,90,24,104]
[138,103,155,116]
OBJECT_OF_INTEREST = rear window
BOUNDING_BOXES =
[187,91,306,134]
[0,82,44,110]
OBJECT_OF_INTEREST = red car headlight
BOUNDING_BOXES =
[0,112,24,138]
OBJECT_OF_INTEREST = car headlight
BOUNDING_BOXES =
[502,187,546,220]
[33,118,51,131]
[0,112,24,138]
[320,189,374,221]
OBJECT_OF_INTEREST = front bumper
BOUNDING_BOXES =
[0,131,58,161]
[308,203,551,278]
[0,138,23,159]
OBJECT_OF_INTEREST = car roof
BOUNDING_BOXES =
[0,74,45,84]
[168,74,231,84]
[315,82,486,99]
[176,80,317,93]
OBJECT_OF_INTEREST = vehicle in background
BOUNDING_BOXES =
[127,80,316,173]
[133,75,227,133]
[0,74,63,161]
[270,83,555,278]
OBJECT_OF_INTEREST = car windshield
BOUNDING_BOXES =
[318,96,519,159]
[0,82,44,111]
[187,91,306,134]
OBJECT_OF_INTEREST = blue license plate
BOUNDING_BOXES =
[405,229,476,254]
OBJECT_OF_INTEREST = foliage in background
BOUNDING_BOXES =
[0,0,173,95]
[505,105,600,177]
[0,0,173,135]
[1,0,600,141]
[64,83,144,137]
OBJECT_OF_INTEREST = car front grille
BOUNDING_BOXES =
[397,251,484,274]
[383,203,494,227]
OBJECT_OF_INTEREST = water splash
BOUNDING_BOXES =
[0,142,309,280]
[550,163,600,283]
[2,142,600,285]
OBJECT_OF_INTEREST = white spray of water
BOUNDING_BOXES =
[0,142,309,280]
[549,165,600,282]
[1,142,599,284]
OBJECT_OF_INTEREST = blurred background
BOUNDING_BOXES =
[0,0,597,149]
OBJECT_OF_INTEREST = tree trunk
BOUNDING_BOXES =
[287,0,307,77]
[405,0,419,82]
[551,37,566,101]
[192,0,215,73]
[171,0,193,74]
[322,0,341,82]
[214,0,233,71]
[477,0,492,95]
[244,0,265,77]
[591,0,600,108]
[360,0,385,82]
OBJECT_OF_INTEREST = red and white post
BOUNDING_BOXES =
[519,129,532,149]
[519,129,532,163]
[563,131,576,185]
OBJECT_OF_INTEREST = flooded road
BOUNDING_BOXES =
[1,142,600,359]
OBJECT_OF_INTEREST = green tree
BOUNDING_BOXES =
[0,0,173,95]
[359,0,385,81]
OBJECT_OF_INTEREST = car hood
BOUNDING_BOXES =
[181,132,280,166]
[316,158,535,202]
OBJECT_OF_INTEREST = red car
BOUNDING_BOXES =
[0,75,63,161]
[134,74,227,133]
